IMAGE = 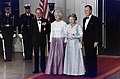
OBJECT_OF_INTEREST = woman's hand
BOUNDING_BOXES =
[94,42,98,48]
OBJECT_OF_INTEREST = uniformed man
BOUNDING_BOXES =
[47,3,55,50]
[48,3,55,23]
[19,4,34,60]
[0,7,15,61]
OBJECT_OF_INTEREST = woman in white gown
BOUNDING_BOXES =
[64,13,85,76]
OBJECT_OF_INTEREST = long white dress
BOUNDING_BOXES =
[63,24,85,75]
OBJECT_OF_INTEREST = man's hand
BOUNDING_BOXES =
[94,42,98,48]
[0,34,3,38]
[18,34,23,38]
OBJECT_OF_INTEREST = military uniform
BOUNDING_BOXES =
[48,3,55,50]
[48,3,55,23]
[0,9,15,61]
[19,4,34,60]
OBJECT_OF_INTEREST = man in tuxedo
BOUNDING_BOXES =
[32,8,50,73]
[19,4,34,60]
[0,7,15,61]
[83,5,101,77]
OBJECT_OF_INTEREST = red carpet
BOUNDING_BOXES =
[24,56,120,79]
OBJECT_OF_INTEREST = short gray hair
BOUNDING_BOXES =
[54,10,63,18]
[68,13,77,21]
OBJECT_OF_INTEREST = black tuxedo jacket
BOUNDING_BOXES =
[32,17,50,46]
[83,15,100,47]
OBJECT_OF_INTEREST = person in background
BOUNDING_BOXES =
[48,3,55,23]
[83,5,100,78]
[0,7,15,61]
[32,8,50,73]
[47,3,56,50]
[19,4,34,60]
[63,13,85,76]
[45,10,67,75]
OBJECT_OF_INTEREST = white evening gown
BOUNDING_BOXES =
[63,24,85,75]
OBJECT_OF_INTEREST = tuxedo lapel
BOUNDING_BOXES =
[85,15,93,30]
[83,18,86,31]
[34,18,39,32]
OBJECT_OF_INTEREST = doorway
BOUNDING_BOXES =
[100,0,120,55]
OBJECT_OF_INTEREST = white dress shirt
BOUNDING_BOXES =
[37,18,42,32]
[50,20,67,42]
[26,13,30,16]
[50,10,55,14]
[85,14,92,30]
[5,13,9,17]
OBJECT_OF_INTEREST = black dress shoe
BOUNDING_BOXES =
[32,70,39,74]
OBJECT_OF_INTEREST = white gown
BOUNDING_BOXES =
[63,24,85,75]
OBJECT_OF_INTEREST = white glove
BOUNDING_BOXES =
[13,34,16,37]
[18,34,23,38]
[0,34,3,38]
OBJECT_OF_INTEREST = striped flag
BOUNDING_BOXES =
[39,0,49,19]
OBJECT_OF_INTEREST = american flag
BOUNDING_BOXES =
[39,0,49,19]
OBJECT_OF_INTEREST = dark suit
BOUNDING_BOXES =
[49,10,55,23]
[47,10,55,50]
[32,17,50,73]
[19,13,34,60]
[0,13,15,61]
[83,15,100,77]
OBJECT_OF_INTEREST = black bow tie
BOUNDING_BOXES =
[85,17,89,19]
[37,18,42,21]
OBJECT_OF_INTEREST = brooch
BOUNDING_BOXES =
[42,22,47,26]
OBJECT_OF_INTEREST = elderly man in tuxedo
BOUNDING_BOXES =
[83,5,101,78]
[32,8,50,73]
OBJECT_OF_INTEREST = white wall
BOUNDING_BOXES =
[19,0,98,25]
[19,0,66,20]
[66,0,98,26]
[19,0,40,15]
[54,0,66,20]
